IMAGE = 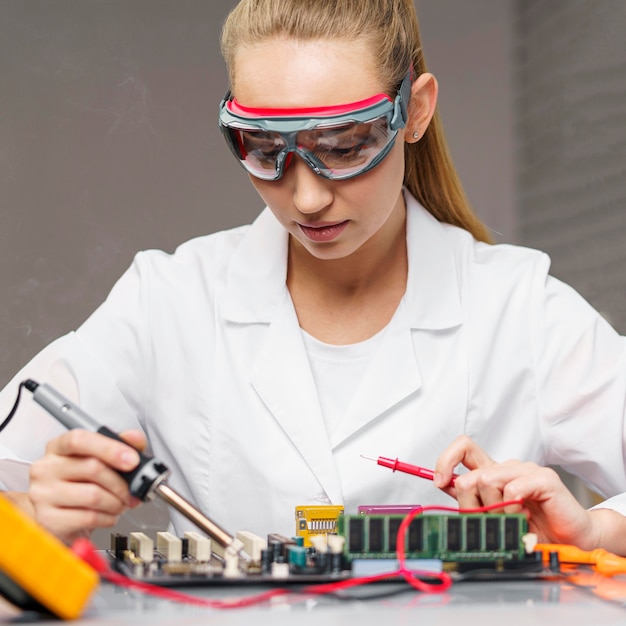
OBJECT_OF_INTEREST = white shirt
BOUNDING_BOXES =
[302,326,384,442]
[1,191,625,537]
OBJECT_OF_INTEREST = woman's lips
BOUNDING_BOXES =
[298,220,349,242]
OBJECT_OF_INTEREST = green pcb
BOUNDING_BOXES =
[337,513,529,562]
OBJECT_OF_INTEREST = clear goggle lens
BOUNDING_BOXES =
[224,116,395,181]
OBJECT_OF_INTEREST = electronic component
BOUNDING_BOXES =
[129,532,154,562]
[338,512,530,569]
[358,504,423,515]
[236,530,266,563]
[185,531,212,562]
[0,495,98,620]
[157,532,183,562]
[267,533,297,563]
[111,532,128,560]
[295,504,344,547]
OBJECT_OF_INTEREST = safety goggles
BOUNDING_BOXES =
[218,72,412,181]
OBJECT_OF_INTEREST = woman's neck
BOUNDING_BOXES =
[286,205,408,344]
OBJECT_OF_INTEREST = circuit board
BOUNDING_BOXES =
[106,506,544,586]
[340,512,527,561]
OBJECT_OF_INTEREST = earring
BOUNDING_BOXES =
[412,131,420,140]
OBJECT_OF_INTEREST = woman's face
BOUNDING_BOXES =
[231,38,408,262]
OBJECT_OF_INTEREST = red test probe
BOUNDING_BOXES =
[361,455,459,486]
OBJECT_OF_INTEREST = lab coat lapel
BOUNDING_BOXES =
[223,209,343,504]
[249,294,343,504]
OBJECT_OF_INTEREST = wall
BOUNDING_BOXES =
[515,0,626,333]
[0,0,258,388]
[418,0,517,242]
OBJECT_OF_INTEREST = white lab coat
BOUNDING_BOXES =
[1,191,625,537]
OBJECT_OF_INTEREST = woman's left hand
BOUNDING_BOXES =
[433,435,597,548]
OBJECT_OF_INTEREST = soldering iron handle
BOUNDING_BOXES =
[31,382,101,431]
[31,383,170,501]
[96,426,171,501]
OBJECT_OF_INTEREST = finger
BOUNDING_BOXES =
[451,471,484,510]
[501,500,527,516]
[458,462,554,512]
[119,429,147,453]
[451,461,524,511]
[117,430,148,505]
[434,435,494,487]
[500,466,569,506]
[36,505,121,544]
[474,462,553,503]
[46,429,140,472]
[474,476,506,509]
[30,455,134,507]
[497,470,591,543]
[30,476,130,515]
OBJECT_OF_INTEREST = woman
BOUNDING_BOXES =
[1,0,626,553]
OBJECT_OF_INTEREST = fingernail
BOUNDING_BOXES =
[120,450,139,468]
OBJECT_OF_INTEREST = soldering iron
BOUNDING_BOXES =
[20,380,246,561]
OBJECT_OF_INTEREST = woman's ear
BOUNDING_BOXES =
[405,72,438,143]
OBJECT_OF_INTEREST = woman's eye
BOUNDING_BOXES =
[318,142,369,164]
[245,140,278,153]
[333,144,365,156]
[256,146,281,158]
[242,137,282,163]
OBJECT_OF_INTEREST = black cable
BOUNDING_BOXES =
[0,379,39,433]
[327,582,416,601]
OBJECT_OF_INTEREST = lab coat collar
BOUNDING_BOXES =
[223,190,463,330]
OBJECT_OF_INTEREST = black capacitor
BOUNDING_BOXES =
[267,533,296,563]
[331,552,343,574]
[110,533,128,561]
[260,548,273,573]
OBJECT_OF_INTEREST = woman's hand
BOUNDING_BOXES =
[433,435,598,549]
[28,429,145,544]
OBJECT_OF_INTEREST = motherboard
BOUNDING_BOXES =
[107,504,543,586]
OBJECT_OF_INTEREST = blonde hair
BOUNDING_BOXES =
[221,0,492,243]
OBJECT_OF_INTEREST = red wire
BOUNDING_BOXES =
[394,499,524,592]
[73,499,524,609]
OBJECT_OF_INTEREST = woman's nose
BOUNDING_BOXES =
[289,156,334,215]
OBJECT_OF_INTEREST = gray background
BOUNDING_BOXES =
[0,1,624,538]
[515,0,626,331]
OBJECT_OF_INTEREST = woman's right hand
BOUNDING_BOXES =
[28,429,145,544]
